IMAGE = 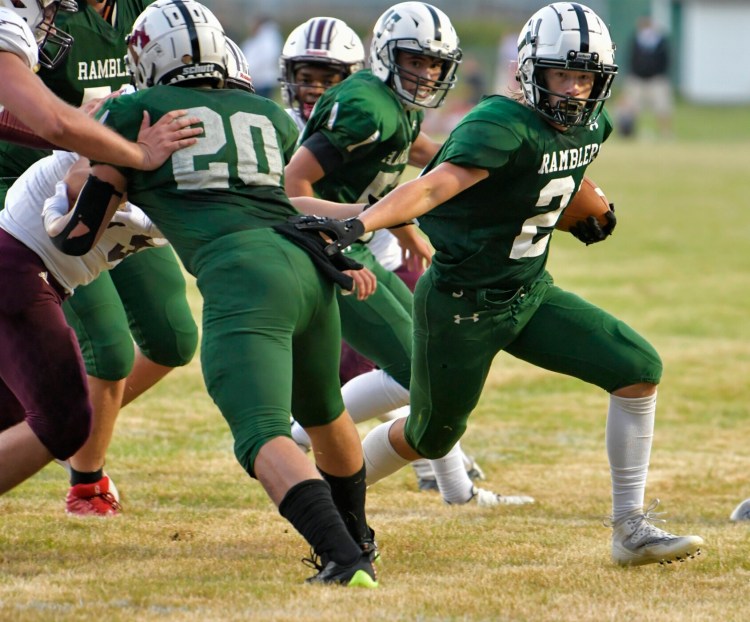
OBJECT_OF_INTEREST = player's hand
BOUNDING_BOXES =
[569,204,616,245]
[289,214,365,255]
[136,110,203,171]
[390,223,433,271]
[341,266,377,300]
[80,88,130,118]
[80,97,109,118]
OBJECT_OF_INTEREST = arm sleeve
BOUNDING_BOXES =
[300,132,344,175]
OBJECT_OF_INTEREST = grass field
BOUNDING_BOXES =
[2,105,750,621]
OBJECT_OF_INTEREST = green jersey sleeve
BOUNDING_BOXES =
[437,118,521,173]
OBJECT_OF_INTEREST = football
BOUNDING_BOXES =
[556,177,611,232]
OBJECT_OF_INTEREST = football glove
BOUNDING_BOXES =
[569,204,616,245]
[289,214,365,256]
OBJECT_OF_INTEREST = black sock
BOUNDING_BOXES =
[278,479,361,567]
[70,467,104,486]
[318,463,370,544]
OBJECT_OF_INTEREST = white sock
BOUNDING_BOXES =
[290,371,409,452]
[362,420,411,486]
[381,404,410,422]
[606,392,656,522]
[342,369,409,423]
[431,442,474,504]
[412,458,433,479]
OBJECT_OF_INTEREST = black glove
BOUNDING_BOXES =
[289,214,365,256]
[569,204,616,245]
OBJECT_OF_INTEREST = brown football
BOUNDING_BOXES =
[556,177,610,232]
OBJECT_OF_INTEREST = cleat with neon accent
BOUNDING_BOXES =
[304,551,378,588]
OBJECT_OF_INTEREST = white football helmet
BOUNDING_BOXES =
[279,17,364,118]
[225,37,254,93]
[0,0,77,69]
[517,2,618,127]
[370,2,461,109]
[126,0,227,91]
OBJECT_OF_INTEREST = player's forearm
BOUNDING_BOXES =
[360,178,436,232]
[48,175,123,256]
[40,109,145,169]
[5,67,147,169]
[290,196,365,219]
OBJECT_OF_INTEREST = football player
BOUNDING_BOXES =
[0,0,199,167]
[53,0,377,587]
[0,148,168,499]
[284,4,532,507]
[290,2,705,568]
[0,0,199,497]
[0,0,200,517]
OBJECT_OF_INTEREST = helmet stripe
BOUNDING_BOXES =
[173,0,201,62]
[309,17,334,51]
[423,3,442,42]
[570,3,589,52]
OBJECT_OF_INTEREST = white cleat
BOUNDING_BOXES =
[611,500,703,566]
[729,498,750,522]
[469,486,535,507]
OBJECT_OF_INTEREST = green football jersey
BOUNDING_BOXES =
[98,85,300,274]
[420,95,613,290]
[300,70,423,203]
[0,0,152,200]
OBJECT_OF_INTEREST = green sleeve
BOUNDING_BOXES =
[315,97,383,164]
[439,119,521,173]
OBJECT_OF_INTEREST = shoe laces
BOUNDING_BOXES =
[610,499,679,544]
[92,491,122,512]
[606,498,665,526]
[301,548,324,572]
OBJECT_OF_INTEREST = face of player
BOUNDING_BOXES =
[293,64,345,120]
[543,68,595,127]
[395,50,444,103]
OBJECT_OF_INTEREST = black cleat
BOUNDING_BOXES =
[304,551,378,588]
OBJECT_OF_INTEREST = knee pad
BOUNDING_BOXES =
[133,293,198,367]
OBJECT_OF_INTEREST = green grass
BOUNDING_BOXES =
[2,110,750,621]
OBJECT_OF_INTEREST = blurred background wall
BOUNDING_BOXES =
[201,0,750,109]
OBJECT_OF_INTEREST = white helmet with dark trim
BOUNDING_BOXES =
[517,2,618,127]
[0,0,77,70]
[370,2,462,109]
[126,0,227,91]
[225,36,254,93]
[279,17,364,117]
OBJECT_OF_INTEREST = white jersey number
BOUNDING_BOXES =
[172,106,283,190]
[509,176,575,259]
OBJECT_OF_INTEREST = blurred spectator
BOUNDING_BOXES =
[241,16,283,99]
[617,16,674,139]
[462,56,486,106]
[422,55,484,137]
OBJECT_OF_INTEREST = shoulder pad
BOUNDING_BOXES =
[0,8,39,70]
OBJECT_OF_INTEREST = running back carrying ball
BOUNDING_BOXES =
[557,176,616,244]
